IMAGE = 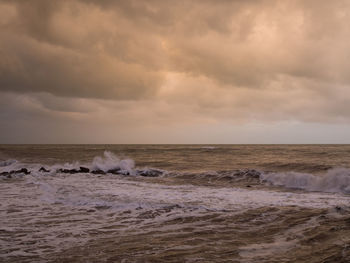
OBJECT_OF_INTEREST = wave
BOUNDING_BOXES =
[200,146,217,150]
[171,168,350,194]
[1,152,350,194]
[0,151,164,178]
[0,159,17,167]
[262,162,332,173]
[91,151,135,175]
[173,169,261,183]
[260,168,350,194]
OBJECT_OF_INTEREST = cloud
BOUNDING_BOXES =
[1,0,350,143]
[2,0,350,95]
[0,0,165,99]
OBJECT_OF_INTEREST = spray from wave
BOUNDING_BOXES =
[91,151,135,174]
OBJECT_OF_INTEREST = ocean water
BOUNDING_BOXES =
[1,144,350,262]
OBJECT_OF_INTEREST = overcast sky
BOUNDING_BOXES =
[1,0,350,143]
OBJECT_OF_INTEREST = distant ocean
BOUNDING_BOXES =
[1,145,350,262]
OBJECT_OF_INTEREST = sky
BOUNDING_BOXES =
[1,0,350,143]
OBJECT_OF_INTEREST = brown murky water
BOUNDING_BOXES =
[1,145,350,262]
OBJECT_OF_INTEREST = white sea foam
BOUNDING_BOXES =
[201,146,216,149]
[260,168,350,194]
[2,151,350,195]
[2,166,350,262]
[28,173,350,212]
[0,159,17,167]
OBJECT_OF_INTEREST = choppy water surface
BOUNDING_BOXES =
[1,145,350,262]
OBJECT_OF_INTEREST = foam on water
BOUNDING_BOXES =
[261,168,350,194]
[2,145,350,261]
[2,151,350,262]
[1,151,350,195]
[27,173,350,211]
[0,159,17,167]
[200,146,216,149]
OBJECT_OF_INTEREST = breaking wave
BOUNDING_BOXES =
[0,151,164,178]
[1,151,350,194]
[91,151,135,174]
[261,168,350,194]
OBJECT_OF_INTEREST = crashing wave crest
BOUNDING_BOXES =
[261,168,350,194]
[91,151,135,174]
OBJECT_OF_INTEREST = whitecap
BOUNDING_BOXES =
[260,168,350,194]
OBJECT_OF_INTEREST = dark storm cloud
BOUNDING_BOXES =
[1,0,350,126]
[0,0,165,99]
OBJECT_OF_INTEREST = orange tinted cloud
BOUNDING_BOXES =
[1,0,350,142]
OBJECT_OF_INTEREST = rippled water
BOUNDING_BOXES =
[1,145,350,262]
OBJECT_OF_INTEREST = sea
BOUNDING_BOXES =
[1,144,350,262]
